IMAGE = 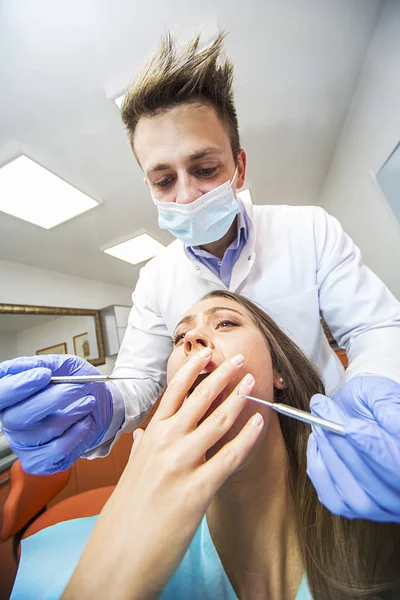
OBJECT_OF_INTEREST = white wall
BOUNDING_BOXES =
[319,0,400,299]
[0,259,133,309]
[16,315,97,358]
[0,332,17,362]
[0,259,133,373]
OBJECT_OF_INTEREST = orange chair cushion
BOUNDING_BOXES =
[22,485,115,540]
[0,461,71,541]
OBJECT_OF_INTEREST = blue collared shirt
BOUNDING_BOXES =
[185,199,250,288]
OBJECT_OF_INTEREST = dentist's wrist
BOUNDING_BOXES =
[97,383,125,445]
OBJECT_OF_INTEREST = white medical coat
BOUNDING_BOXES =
[93,202,400,455]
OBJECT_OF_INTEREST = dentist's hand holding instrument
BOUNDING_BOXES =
[0,355,115,474]
[307,375,400,523]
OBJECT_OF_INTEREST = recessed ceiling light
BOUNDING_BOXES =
[238,188,253,204]
[104,233,165,265]
[115,94,125,109]
[376,142,400,226]
[0,155,99,229]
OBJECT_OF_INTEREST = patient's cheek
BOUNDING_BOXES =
[166,352,180,383]
[166,358,173,383]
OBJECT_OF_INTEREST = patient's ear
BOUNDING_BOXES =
[273,372,286,390]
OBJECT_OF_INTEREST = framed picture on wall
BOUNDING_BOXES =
[37,342,67,355]
[73,332,90,359]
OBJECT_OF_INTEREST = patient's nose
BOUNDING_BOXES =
[184,330,212,356]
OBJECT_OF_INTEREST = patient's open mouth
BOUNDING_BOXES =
[188,370,211,395]
[186,368,227,423]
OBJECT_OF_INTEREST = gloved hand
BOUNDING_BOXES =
[307,375,400,522]
[0,355,113,475]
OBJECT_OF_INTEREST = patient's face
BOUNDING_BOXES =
[167,296,282,447]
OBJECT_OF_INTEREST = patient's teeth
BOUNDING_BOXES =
[199,369,208,375]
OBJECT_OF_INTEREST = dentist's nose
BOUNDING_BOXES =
[184,330,213,357]
[175,174,202,205]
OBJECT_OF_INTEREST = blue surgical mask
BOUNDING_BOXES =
[152,168,239,246]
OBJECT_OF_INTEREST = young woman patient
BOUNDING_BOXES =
[16,291,400,600]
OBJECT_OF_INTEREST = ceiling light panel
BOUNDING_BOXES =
[104,233,165,265]
[115,94,125,109]
[0,156,99,229]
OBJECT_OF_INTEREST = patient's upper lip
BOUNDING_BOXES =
[202,360,219,374]
[184,356,220,373]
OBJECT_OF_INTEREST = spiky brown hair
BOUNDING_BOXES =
[121,32,240,161]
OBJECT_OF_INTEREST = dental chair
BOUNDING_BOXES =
[0,459,114,561]
[0,398,160,569]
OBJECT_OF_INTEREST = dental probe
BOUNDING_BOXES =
[238,394,345,436]
[49,369,209,384]
[49,377,344,435]
[50,375,147,383]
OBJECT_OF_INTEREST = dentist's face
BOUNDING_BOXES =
[167,296,283,450]
[133,102,246,203]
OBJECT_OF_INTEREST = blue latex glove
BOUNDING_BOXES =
[0,355,113,475]
[307,375,400,522]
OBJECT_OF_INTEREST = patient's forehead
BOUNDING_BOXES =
[187,296,245,317]
[182,296,253,323]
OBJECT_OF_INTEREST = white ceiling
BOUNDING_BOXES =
[0,0,383,287]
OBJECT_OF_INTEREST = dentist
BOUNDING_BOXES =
[1,32,400,522]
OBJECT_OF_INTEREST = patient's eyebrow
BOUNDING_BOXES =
[173,306,244,333]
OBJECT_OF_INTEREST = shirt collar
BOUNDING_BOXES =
[185,198,249,259]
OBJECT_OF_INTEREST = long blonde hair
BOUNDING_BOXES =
[203,290,400,600]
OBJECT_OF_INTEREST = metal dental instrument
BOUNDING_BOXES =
[49,377,344,435]
[50,375,146,384]
[238,394,345,436]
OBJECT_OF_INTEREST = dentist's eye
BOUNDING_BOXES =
[196,167,217,178]
[155,177,174,189]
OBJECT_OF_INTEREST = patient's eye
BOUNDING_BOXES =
[172,318,240,346]
[215,318,240,330]
[172,330,186,345]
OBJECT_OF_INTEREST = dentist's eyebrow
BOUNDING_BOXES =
[173,306,244,334]
[186,148,223,162]
[148,148,223,175]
